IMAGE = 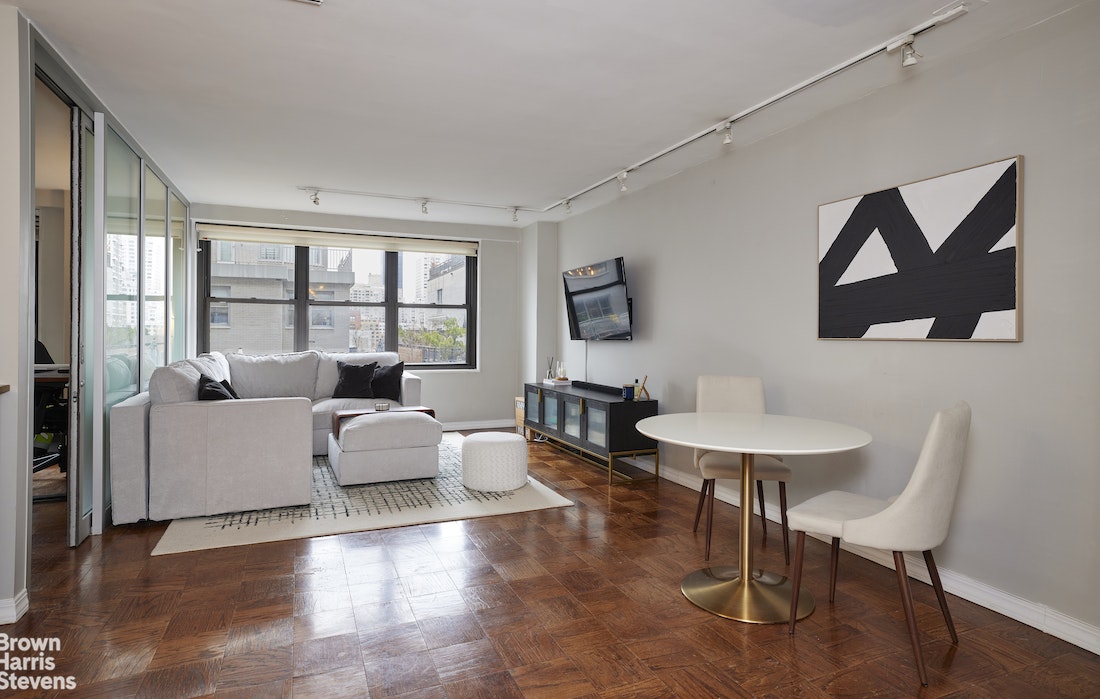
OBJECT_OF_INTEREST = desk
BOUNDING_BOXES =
[33,367,70,500]
[636,412,871,624]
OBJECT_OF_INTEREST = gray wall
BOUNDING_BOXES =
[0,6,32,624]
[555,4,1100,642]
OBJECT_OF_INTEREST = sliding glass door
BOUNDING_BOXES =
[67,109,94,547]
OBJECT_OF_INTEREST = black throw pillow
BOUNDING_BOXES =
[219,379,240,399]
[197,374,237,401]
[333,361,377,398]
[371,362,404,402]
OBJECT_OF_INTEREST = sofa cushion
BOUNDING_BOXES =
[227,351,320,399]
[338,411,442,452]
[149,362,202,405]
[314,351,400,400]
[371,362,404,402]
[187,352,230,383]
[311,397,395,432]
[333,361,377,398]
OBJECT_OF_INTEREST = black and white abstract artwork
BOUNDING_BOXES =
[818,156,1020,341]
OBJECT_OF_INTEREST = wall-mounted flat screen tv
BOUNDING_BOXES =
[562,257,632,340]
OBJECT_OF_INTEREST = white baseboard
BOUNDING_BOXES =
[0,589,29,625]
[650,466,1100,656]
[442,419,516,432]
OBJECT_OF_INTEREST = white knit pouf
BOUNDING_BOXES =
[461,432,529,491]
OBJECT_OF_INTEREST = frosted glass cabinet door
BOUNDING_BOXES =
[587,404,608,448]
[544,395,559,431]
[525,388,540,422]
[564,398,582,439]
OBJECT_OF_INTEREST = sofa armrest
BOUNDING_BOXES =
[109,392,152,524]
[148,397,312,520]
[401,371,422,406]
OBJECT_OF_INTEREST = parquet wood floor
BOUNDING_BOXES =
[8,437,1099,697]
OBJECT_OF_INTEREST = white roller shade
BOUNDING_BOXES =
[196,223,478,257]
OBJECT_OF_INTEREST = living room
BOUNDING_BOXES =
[1,0,1099,694]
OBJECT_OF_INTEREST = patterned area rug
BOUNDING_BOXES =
[151,433,572,555]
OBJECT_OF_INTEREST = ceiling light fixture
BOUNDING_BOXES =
[887,34,923,67]
[554,4,969,214]
[310,190,320,206]
[718,121,733,145]
[901,42,922,67]
[296,186,536,218]
[511,208,519,223]
[321,3,971,221]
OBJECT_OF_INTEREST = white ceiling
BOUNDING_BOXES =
[11,0,1084,226]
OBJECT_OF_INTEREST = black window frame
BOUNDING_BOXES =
[198,240,477,370]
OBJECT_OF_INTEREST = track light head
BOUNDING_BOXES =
[420,200,429,215]
[511,208,519,223]
[887,33,922,67]
[901,42,922,67]
[564,199,572,214]
[310,190,320,206]
[617,171,629,192]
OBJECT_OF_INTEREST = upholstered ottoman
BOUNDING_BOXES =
[327,411,442,486]
[461,432,529,491]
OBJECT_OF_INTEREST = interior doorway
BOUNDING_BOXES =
[32,76,72,503]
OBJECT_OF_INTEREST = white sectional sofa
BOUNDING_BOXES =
[109,350,420,524]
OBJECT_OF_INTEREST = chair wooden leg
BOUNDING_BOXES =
[894,551,929,686]
[923,550,958,644]
[779,482,789,565]
[756,480,767,539]
[828,537,840,603]
[788,531,806,634]
[704,480,717,561]
[692,480,711,533]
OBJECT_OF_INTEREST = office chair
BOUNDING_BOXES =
[33,340,69,473]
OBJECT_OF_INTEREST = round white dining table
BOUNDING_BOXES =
[636,412,871,624]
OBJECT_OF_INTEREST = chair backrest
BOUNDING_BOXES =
[696,375,766,414]
[694,376,767,467]
[843,401,972,552]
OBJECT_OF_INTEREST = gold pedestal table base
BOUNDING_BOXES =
[681,566,814,624]
[634,412,872,625]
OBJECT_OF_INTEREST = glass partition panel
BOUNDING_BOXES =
[142,168,167,388]
[168,192,186,362]
[104,129,140,405]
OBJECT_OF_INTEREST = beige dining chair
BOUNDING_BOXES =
[693,375,792,563]
[786,400,971,686]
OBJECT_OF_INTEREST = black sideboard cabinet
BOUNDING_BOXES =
[523,381,658,484]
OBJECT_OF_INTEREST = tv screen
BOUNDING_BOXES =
[562,257,632,340]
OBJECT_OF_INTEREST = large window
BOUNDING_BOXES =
[198,227,477,368]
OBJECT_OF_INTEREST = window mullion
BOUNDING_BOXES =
[294,246,309,351]
[384,251,399,352]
